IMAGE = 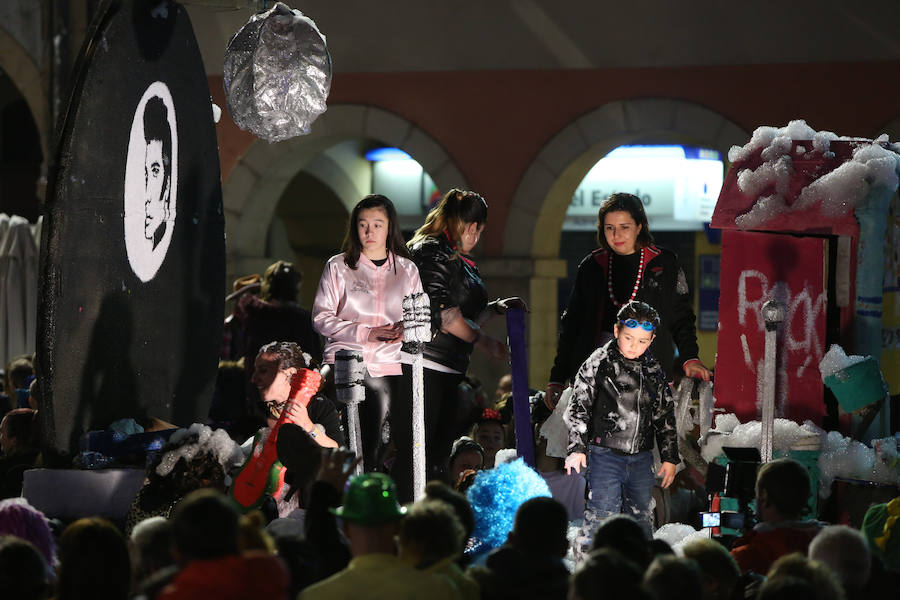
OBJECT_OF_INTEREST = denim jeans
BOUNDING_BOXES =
[584,445,655,540]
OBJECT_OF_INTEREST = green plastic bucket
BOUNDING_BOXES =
[823,358,886,413]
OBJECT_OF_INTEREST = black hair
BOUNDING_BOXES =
[342,194,411,270]
[172,489,239,560]
[757,576,818,600]
[0,536,48,600]
[596,192,653,250]
[617,300,661,330]
[256,341,316,371]
[449,437,485,465]
[591,514,651,569]
[512,496,568,557]
[58,518,131,600]
[573,549,646,600]
[398,500,465,568]
[424,481,475,543]
[4,356,33,394]
[261,261,302,303]
[643,556,705,600]
[143,96,172,188]
[1,409,38,449]
[409,188,488,251]
[756,458,811,518]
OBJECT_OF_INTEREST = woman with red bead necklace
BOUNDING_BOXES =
[545,193,711,409]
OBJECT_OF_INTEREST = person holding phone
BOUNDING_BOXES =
[313,195,423,476]
[407,189,525,494]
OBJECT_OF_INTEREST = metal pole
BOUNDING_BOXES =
[506,308,534,466]
[334,349,365,475]
[403,292,431,500]
[761,300,784,463]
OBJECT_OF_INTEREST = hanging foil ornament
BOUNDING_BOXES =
[223,2,331,142]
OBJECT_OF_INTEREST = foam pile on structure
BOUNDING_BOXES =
[654,523,713,555]
[727,119,900,229]
[155,423,243,478]
[700,413,900,498]
[818,344,868,379]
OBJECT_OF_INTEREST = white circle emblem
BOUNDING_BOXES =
[124,81,178,282]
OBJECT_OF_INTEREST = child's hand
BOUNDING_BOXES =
[658,461,677,488]
[565,452,586,474]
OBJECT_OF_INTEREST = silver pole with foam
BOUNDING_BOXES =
[334,349,365,475]
[761,300,784,463]
[403,292,431,500]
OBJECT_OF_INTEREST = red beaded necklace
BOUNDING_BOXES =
[607,247,644,307]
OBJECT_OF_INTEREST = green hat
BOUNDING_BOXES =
[862,497,900,571]
[329,473,407,525]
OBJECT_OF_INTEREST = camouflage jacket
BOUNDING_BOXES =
[563,339,679,464]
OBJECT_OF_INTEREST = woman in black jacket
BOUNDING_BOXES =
[406,189,522,489]
[545,193,711,409]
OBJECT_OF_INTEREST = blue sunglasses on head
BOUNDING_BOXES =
[619,318,656,332]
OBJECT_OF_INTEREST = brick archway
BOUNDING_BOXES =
[0,27,48,161]
[502,98,748,383]
[222,104,469,277]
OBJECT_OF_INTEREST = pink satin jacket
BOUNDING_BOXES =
[313,252,423,377]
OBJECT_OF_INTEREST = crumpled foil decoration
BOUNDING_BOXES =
[224,2,331,142]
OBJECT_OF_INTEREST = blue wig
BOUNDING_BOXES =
[466,458,551,553]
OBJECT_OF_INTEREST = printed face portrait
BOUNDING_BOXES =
[124,81,178,282]
[142,95,172,248]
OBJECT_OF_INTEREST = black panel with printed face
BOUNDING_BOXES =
[38,0,225,451]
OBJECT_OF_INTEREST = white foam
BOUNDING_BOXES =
[715,413,742,433]
[653,523,709,555]
[156,423,243,478]
[729,120,900,229]
[818,344,867,379]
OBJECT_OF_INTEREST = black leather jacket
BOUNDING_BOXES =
[564,339,679,464]
[550,245,699,383]
[408,235,488,373]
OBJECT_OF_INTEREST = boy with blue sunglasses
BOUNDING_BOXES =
[563,300,679,541]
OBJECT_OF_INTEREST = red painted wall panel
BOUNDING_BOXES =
[715,230,828,425]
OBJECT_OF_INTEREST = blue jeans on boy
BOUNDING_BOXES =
[584,445,655,541]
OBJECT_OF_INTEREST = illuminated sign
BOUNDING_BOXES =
[565,145,723,231]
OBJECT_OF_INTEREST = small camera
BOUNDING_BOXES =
[700,511,745,529]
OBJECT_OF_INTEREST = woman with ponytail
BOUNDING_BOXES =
[406,189,524,495]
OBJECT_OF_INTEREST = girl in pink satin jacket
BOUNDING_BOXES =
[312,194,423,483]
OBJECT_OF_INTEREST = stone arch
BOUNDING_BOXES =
[502,98,749,383]
[505,98,748,257]
[223,104,469,278]
[0,27,48,160]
